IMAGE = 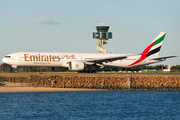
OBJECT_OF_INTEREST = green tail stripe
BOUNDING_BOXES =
[152,33,166,47]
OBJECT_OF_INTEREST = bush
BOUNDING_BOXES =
[0,77,4,82]
[50,75,59,79]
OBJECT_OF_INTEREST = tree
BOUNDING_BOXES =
[0,63,14,73]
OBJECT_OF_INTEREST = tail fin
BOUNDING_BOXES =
[142,32,166,57]
[167,65,173,70]
[128,32,166,66]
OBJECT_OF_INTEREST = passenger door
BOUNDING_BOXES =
[18,54,22,61]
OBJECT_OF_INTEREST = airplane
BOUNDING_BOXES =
[2,32,177,72]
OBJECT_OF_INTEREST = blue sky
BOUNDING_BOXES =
[0,0,179,66]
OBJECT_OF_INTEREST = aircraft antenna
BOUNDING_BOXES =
[109,41,114,53]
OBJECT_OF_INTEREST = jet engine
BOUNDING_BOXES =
[68,61,85,71]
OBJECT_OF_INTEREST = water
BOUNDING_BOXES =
[0,91,180,120]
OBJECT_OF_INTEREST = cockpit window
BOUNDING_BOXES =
[5,56,11,58]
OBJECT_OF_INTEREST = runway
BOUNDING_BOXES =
[37,72,180,76]
[0,72,180,76]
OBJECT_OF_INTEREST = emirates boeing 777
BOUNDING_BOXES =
[2,32,177,71]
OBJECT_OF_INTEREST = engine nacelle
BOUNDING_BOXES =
[68,61,85,71]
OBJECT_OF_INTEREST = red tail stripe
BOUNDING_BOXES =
[128,41,155,66]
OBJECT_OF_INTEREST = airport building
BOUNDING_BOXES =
[93,24,112,53]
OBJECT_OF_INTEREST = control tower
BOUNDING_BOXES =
[93,24,112,53]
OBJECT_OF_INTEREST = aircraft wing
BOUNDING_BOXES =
[84,55,137,65]
[85,56,127,63]
[150,56,178,60]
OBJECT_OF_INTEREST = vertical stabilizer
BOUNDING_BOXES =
[146,32,166,57]
[128,32,166,66]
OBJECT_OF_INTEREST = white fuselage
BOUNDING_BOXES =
[2,52,160,68]
[2,32,174,70]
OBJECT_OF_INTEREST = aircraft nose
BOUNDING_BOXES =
[2,58,5,63]
[2,58,9,64]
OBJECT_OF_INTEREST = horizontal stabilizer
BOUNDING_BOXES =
[150,56,177,60]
